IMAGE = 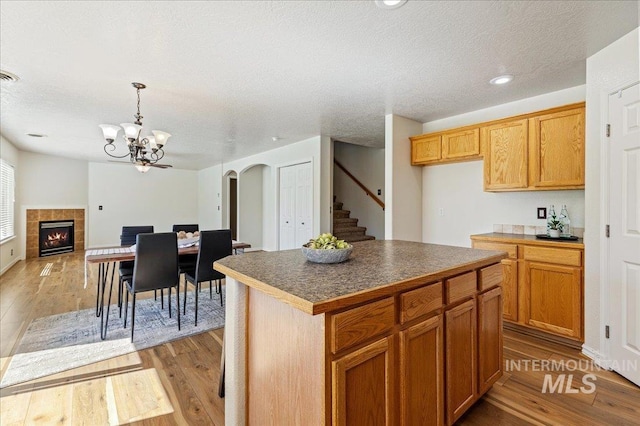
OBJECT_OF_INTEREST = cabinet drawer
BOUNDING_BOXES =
[478,263,503,292]
[400,282,443,324]
[331,297,395,353]
[523,246,581,267]
[472,241,517,259]
[445,272,477,304]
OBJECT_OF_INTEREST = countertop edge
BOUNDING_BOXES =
[471,233,585,249]
[216,252,507,315]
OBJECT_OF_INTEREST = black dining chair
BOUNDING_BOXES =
[173,224,199,275]
[123,232,180,341]
[183,229,232,326]
[118,225,154,316]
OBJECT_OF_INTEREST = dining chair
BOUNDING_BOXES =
[182,229,232,326]
[118,225,154,316]
[123,232,180,341]
[173,224,199,275]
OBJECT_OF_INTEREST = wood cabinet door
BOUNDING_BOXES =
[399,315,444,426]
[482,119,528,190]
[529,107,585,188]
[412,135,442,164]
[524,261,582,339]
[445,299,477,425]
[501,259,518,322]
[441,128,480,159]
[477,287,503,395]
[332,336,395,426]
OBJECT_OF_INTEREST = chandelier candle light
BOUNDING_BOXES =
[99,83,171,173]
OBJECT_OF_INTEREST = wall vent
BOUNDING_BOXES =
[0,70,19,82]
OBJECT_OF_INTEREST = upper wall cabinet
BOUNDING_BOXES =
[411,102,586,192]
[411,127,482,166]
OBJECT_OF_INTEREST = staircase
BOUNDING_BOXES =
[333,201,375,243]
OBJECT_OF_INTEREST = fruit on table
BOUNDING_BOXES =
[306,233,350,250]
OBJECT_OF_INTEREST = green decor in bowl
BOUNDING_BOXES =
[302,233,353,264]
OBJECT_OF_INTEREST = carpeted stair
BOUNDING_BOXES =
[333,201,375,243]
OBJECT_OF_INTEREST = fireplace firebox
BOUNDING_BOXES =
[39,220,75,257]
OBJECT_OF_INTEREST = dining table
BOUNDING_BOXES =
[85,240,251,340]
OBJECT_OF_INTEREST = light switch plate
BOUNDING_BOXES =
[537,207,547,219]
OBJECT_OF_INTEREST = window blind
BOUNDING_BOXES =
[0,159,15,241]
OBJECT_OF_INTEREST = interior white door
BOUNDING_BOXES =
[295,162,313,247]
[279,165,296,250]
[609,82,640,386]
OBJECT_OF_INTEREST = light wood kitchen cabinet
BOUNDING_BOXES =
[471,234,584,343]
[445,299,477,425]
[523,261,582,339]
[442,128,480,159]
[399,315,444,426]
[529,107,585,189]
[478,287,503,395]
[410,127,482,165]
[412,103,585,192]
[332,335,395,426]
[482,119,528,190]
[412,134,442,164]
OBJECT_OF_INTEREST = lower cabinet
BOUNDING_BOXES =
[478,287,503,394]
[524,261,582,339]
[332,335,395,426]
[330,263,504,426]
[399,315,444,426]
[445,299,477,425]
[500,259,518,322]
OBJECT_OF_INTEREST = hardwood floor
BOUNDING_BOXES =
[1,253,639,425]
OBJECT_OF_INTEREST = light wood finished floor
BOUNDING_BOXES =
[1,253,639,425]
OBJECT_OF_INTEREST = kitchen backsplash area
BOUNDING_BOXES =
[493,224,584,238]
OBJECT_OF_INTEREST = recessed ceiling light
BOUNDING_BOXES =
[489,74,514,85]
[374,0,407,10]
[26,133,47,138]
[271,136,282,142]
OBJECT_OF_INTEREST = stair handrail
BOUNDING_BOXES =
[334,159,385,211]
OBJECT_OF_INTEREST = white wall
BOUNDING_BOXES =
[584,27,639,361]
[0,135,20,274]
[198,164,223,231]
[385,115,423,241]
[420,85,586,247]
[334,142,385,240]
[221,136,332,251]
[238,165,265,250]
[88,163,198,247]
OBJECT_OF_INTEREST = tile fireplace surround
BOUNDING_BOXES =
[26,209,85,259]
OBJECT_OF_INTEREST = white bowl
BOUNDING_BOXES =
[301,245,353,264]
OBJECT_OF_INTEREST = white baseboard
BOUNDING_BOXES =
[0,256,23,276]
[582,344,612,370]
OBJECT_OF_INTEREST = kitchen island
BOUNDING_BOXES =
[214,240,507,426]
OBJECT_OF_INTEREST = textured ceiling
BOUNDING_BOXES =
[1,1,638,170]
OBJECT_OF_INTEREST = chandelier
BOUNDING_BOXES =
[99,82,171,173]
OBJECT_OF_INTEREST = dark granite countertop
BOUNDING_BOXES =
[471,233,584,249]
[215,240,506,314]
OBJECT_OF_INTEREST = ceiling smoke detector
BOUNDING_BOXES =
[0,70,20,82]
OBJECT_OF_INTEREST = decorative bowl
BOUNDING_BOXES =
[301,244,353,264]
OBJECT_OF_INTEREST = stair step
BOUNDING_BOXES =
[333,226,367,234]
[333,218,358,227]
[333,201,343,211]
[344,235,376,243]
[333,210,350,219]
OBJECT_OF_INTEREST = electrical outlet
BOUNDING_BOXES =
[537,207,547,219]
[99,205,103,211]
[377,189,381,196]
[439,208,445,217]
[10,249,13,256]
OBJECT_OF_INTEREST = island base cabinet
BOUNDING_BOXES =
[399,315,444,426]
[478,287,503,395]
[445,299,477,425]
[332,335,395,426]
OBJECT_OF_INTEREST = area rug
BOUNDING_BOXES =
[0,288,225,388]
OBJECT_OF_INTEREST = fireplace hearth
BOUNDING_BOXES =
[39,220,75,257]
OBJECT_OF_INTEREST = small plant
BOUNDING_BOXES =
[547,215,564,231]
